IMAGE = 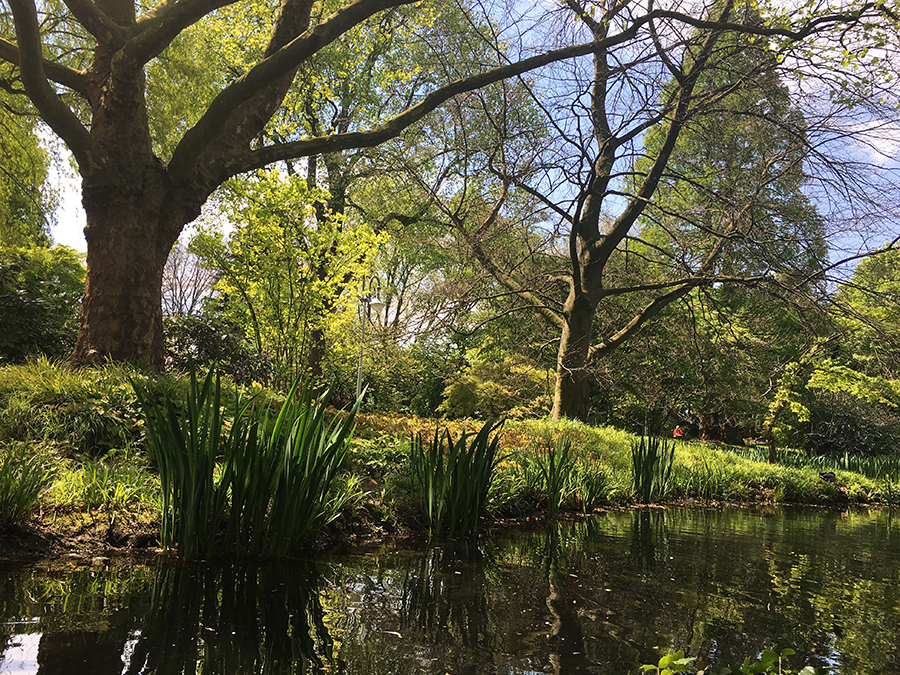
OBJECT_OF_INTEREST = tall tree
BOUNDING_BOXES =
[440,0,899,420]
[0,0,893,369]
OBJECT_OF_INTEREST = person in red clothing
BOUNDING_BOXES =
[673,425,684,439]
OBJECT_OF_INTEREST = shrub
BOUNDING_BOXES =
[164,311,274,385]
[438,353,553,419]
[0,244,84,363]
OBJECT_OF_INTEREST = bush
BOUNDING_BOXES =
[164,311,274,385]
[438,352,553,419]
[803,391,900,456]
[0,358,152,457]
[631,431,676,503]
[0,244,84,363]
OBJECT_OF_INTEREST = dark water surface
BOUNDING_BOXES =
[1,507,898,674]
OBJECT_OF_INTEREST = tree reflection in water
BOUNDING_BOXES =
[1,509,899,674]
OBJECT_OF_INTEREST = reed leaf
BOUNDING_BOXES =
[534,437,574,518]
[134,365,362,559]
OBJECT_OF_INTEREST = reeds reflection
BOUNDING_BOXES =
[124,560,331,674]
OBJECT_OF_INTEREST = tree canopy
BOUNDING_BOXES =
[0,0,898,434]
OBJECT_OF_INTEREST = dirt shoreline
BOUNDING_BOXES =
[1,498,877,565]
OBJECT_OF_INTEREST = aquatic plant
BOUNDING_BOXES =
[570,458,612,512]
[409,418,503,537]
[631,430,675,503]
[535,436,574,517]
[134,366,361,559]
[641,648,815,674]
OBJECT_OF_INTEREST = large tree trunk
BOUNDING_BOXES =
[70,169,184,368]
[551,295,595,421]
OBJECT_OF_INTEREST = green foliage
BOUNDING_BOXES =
[0,441,50,526]
[164,309,274,384]
[0,358,152,457]
[0,95,57,247]
[133,365,362,559]
[570,459,612,513]
[0,245,85,363]
[192,170,383,388]
[409,418,503,537]
[631,431,676,503]
[353,340,455,416]
[640,651,695,674]
[438,351,554,419]
[641,648,815,675]
[765,352,900,456]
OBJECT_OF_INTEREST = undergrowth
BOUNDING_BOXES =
[1,360,897,555]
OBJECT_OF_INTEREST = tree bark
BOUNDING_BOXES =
[70,179,181,367]
[551,293,595,421]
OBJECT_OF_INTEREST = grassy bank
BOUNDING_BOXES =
[1,360,898,559]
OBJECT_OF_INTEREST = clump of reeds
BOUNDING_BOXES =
[631,430,675,504]
[409,418,503,537]
[535,436,574,518]
[133,366,360,559]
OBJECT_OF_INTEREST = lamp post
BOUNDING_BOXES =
[355,275,385,401]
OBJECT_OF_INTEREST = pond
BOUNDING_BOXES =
[1,507,898,674]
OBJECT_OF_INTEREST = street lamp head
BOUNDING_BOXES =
[369,295,385,315]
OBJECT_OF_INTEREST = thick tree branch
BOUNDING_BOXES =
[168,0,416,181]
[589,283,701,361]
[61,0,129,46]
[232,4,883,175]
[7,0,92,166]
[129,0,243,65]
[0,37,89,95]
[236,28,656,173]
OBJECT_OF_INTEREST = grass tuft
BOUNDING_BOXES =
[0,442,51,526]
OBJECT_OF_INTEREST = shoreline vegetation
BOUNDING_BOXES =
[1,360,898,563]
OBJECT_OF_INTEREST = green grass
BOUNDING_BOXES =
[47,451,161,511]
[0,442,51,526]
[2,360,897,549]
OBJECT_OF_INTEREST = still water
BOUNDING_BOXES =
[1,507,898,674]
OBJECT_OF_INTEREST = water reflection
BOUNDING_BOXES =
[124,561,330,674]
[0,508,898,674]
